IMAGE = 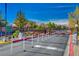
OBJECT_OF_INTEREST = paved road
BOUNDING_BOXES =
[0,34,69,56]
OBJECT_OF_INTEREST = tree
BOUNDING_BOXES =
[28,21,37,30]
[46,22,54,34]
[14,10,27,29]
[47,22,56,29]
[36,25,44,30]
[74,6,79,30]
[74,6,79,16]
[47,22,52,28]
[68,6,79,32]
[52,23,56,29]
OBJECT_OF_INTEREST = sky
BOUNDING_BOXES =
[0,3,79,25]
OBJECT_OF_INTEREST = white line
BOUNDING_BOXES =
[34,45,64,52]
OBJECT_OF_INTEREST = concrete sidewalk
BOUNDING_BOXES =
[64,34,79,56]
[73,45,78,56]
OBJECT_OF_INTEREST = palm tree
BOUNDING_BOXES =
[14,10,27,30]
[28,21,38,30]
[47,22,53,34]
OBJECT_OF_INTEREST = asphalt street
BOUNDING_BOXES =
[0,34,69,56]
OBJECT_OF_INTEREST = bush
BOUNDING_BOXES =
[12,30,19,38]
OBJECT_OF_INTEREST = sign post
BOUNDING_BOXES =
[41,34,43,41]
[10,36,13,55]
[31,35,34,48]
[23,38,26,52]
[22,32,26,52]
[37,34,39,44]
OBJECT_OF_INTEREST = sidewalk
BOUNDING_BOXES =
[64,33,79,56]
[73,45,78,56]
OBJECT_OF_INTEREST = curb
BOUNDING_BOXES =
[64,35,70,56]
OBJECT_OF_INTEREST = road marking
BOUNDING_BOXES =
[34,45,64,52]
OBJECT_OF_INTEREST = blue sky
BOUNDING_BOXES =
[0,3,79,25]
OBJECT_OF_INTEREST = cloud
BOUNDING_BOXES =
[28,18,68,25]
[49,19,68,25]
[55,5,74,8]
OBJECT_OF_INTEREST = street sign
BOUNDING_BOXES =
[5,26,12,32]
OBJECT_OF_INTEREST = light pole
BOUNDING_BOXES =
[4,3,7,42]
